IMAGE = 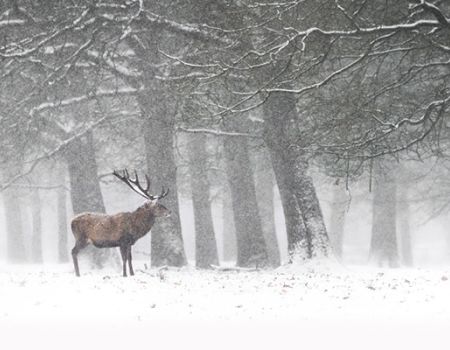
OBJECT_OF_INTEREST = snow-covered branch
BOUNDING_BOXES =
[0,115,111,192]
[0,19,26,27]
[177,127,259,138]
[142,10,232,45]
[0,7,93,58]
[29,87,140,117]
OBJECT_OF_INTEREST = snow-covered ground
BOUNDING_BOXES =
[1,261,450,349]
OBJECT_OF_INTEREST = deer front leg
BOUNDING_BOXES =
[119,245,128,277]
[127,245,134,276]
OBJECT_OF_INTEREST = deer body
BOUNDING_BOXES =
[72,207,156,247]
[71,170,170,277]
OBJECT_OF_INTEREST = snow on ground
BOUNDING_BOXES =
[1,261,450,349]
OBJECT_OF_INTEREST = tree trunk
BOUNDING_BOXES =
[370,164,399,267]
[223,132,268,268]
[140,96,187,267]
[292,165,330,257]
[3,188,26,263]
[65,131,111,268]
[272,159,308,260]
[188,133,219,268]
[398,185,413,266]
[31,188,43,263]
[329,182,348,260]
[222,180,237,262]
[263,91,330,260]
[57,163,69,263]
[253,146,281,267]
[126,28,187,267]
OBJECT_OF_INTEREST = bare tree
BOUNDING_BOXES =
[3,188,26,263]
[188,133,219,268]
[141,108,187,267]
[221,179,237,262]
[397,175,413,267]
[253,144,281,267]
[224,119,269,267]
[370,162,399,267]
[263,92,330,260]
[30,187,42,263]
[57,163,69,263]
[329,181,348,260]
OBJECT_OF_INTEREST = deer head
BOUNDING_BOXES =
[112,169,170,217]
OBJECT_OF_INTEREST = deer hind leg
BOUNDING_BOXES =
[127,246,134,276]
[120,245,128,277]
[71,239,88,277]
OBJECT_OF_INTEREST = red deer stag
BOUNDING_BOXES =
[71,169,170,277]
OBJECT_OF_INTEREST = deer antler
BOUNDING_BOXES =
[112,169,169,200]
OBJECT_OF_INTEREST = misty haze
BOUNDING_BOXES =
[1,1,449,349]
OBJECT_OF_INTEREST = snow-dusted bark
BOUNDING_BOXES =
[270,155,307,260]
[263,91,331,261]
[370,164,399,267]
[329,182,348,259]
[66,131,112,268]
[140,94,187,267]
[262,97,306,258]
[57,163,69,263]
[31,188,42,263]
[188,133,219,268]
[253,146,281,267]
[3,189,26,263]
[126,28,187,267]
[224,130,268,268]
[292,167,330,258]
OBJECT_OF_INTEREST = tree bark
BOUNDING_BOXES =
[31,187,43,263]
[222,180,237,262]
[140,95,187,267]
[128,28,187,267]
[369,164,399,267]
[3,188,26,263]
[188,133,219,268]
[329,182,348,260]
[398,184,413,266]
[253,146,281,267]
[273,159,308,260]
[223,131,268,268]
[263,91,330,260]
[57,163,69,263]
[292,166,330,257]
[65,130,111,268]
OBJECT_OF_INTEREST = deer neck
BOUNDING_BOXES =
[130,206,156,239]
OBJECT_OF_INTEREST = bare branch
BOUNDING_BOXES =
[29,87,140,117]
[177,126,259,138]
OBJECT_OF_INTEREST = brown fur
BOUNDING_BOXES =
[71,201,170,277]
